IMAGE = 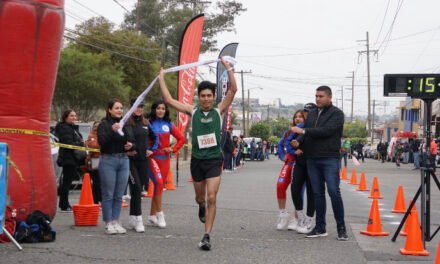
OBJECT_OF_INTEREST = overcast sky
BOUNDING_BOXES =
[65,0,440,116]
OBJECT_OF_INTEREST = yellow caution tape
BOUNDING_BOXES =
[52,142,100,153]
[0,128,49,137]
[6,156,25,182]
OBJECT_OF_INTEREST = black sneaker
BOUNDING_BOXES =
[59,207,72,213]
[198,203,206,223]
[306,227,328,238]
[337,227,349,241]
[198,233,211,251]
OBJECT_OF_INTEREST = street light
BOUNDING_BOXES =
[245,87,263,136]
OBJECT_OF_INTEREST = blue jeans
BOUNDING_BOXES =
[99,153,129,222]
[307,158,345,231]
[413,152,420,169]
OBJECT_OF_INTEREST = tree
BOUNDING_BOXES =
[123,0,246,61]
[68,17,163,98]
[249,123,272,140]
[268,117,291,138]
[52,47,129,121]
[343,120,368,138]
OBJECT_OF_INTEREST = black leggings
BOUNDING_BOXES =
[128,159,149,216]
[59,165,78,210]
[291,163,315,217]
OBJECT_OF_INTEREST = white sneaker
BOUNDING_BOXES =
[113,222,127,234]
[106,223,117,235]
[287,217,298,231]
[156,211,166,228]
[147,215,158,226]
[135,216,145,233]
[122,194,131,200]
[276,212,290,230]
[128,215,137,230]
[297,216,314,234]
[295,211,306,230]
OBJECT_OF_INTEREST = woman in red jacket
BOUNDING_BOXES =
[147,100,186,228]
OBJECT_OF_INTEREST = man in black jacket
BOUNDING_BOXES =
[291,86,347,241]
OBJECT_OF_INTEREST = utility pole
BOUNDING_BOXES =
[345,71,355,122]
[136,0,141,31]
[358,32,378,142]
[372,99,376,143]
[267,105,270,122]
[236,70,252,136]
[340,86,344,112]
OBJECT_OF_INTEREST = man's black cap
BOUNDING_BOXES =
[303,103,317,112]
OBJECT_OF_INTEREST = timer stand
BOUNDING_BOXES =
[391,98,440,247]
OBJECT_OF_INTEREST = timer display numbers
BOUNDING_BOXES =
[384,74,440,99]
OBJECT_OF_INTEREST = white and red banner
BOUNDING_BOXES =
[177,14,205,134]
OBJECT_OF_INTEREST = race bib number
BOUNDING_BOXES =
[197,133,217,149]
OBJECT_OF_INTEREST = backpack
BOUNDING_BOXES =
[14,210,56,243]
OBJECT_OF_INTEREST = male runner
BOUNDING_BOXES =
[158,57,237,250]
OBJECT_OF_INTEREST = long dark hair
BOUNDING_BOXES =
[149,100,171,122]
[60,109,74,123]
[105,99,122,119]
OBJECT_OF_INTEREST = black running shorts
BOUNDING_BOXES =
[190,157,222,182]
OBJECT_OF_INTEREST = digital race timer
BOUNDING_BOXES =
[384,74,440,99]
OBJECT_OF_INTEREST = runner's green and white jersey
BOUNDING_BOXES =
[191,106,222,159]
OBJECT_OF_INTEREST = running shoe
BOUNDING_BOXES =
[276,212,290,230]
[113,222,127,234]
[287,217,298,231]
[198,233,211,251]
[297,216,314,234]
[106,223,117,235]
[59,207,72,213]
[306,227,328,238]
[156,212,166,228]
[147,215,158,226]
[198,203,206,223]
[337,226,349,241]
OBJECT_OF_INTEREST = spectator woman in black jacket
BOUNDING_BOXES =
[55,110,84,212]
[125,99,158,233]
[97,99,135,235]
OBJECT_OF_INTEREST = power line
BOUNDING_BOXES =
[111,0,130,13]
[63,35,150,63]
[377,0,404,55]
[374,0,391,46]
[238,45,360,58]
[65,27,162,52]
[72,0,106,19]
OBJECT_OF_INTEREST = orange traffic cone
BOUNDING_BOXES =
[122,200,129,208]
[435,241,440,263]
[392,185,406,213]
[165,170,176,190]
[147,182,154,198]
[368,177,383,199]
[341,167,347,181]
[350,169,358,185]
[400,200,417,236]
[400,206,429,256]
[72,173,100,226]
[360,199,389,236]
[357,171,369,191]
[79,173,94,205]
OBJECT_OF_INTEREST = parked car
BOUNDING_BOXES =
[242,137,262,161]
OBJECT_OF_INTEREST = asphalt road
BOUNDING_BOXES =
[1,156,439,263]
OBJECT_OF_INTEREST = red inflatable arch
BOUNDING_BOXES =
[0,0,64,220]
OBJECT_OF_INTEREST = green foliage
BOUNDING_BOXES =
[249,123,272,140]
[269,135,280,145]
[123,0,246,57]
[343,120,368,138]
[268,117,291,138]
[349,137,368,144]
[53,47,129,121]
[69,17,163,99]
